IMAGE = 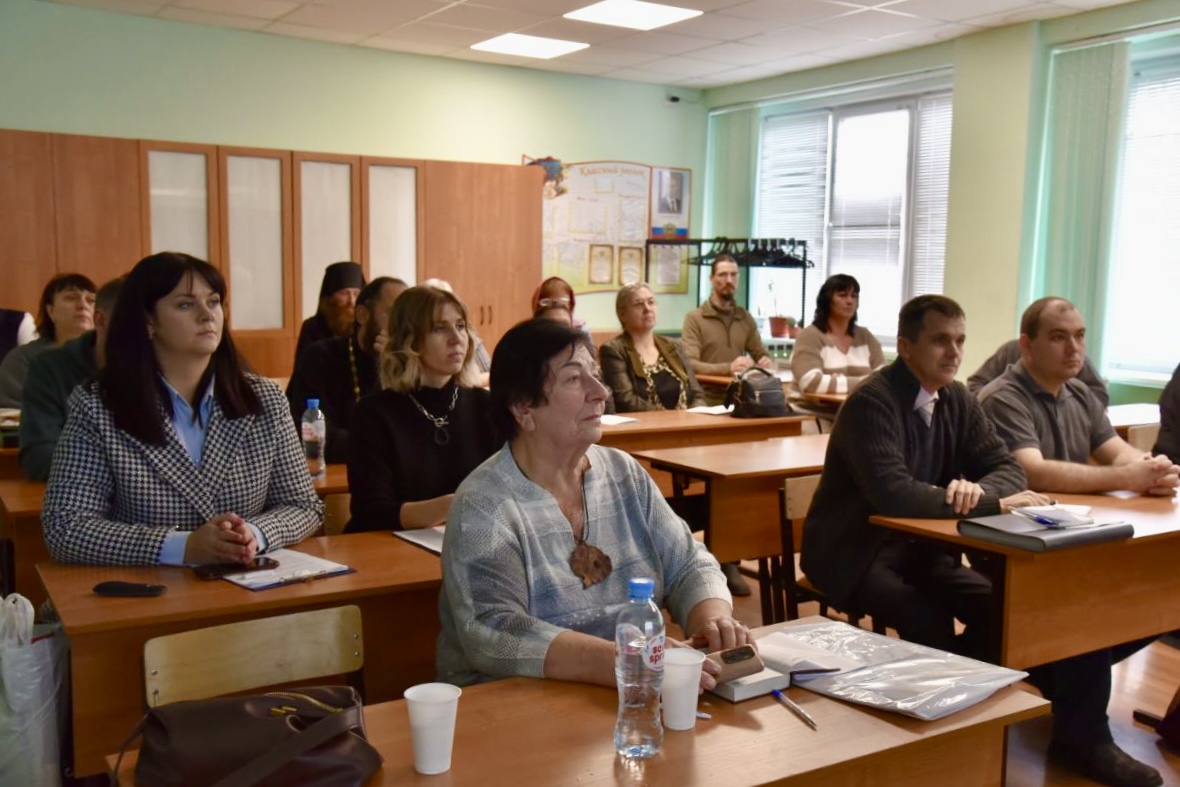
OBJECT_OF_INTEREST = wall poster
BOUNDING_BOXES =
[528,156,691,294]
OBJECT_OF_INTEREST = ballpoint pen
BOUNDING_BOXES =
[1012,510,1060,527]
[771,688,818,730]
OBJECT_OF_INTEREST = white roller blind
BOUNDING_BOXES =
[752,111,829,321]
[1104,58,1180,377]
[911,93,953,297]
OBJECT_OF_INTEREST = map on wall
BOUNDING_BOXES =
[535,160,654,294]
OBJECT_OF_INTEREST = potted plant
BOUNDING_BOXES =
[769,315,789,338]
[785,316,799,339]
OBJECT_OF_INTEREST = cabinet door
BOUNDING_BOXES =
[141,141,219,264]
[218,148,294,378]
[422,161,542,350]
[53,134,144,286]
[294,153,360,323]
[0,130,56,312]
[362,157,421,287]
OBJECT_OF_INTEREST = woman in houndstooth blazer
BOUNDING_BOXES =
[42,253,323,566]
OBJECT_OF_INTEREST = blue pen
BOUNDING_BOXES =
[1014,510,1060,527]
[771,688,818,730]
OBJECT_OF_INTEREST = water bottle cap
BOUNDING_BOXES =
[307,399,320,409]
[627,577,655,601]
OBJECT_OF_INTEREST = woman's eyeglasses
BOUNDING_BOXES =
[538,296,572,310]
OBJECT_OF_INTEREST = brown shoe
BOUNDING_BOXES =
[1048,740,1163,787]
[721,562,751,596]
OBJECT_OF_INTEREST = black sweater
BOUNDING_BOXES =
[345,382,500,532]
[800,360,1026,607]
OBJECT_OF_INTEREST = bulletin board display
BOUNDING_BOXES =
[537,160,691,295]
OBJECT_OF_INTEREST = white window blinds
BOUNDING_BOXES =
[911,93,953,297]
[1104,59,1180,378]
[752,111,829,322]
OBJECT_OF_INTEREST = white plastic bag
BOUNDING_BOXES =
[0,593,68,787]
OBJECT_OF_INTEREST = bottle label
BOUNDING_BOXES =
[643,633,665,671]
[301,422,325,441]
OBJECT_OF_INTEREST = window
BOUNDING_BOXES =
[750,92,952,341]
[1103,58,1180,380]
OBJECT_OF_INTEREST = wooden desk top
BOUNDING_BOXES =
[870,492,1180,557]
[313,463,349,496]
[0,447,19,480]
[111,620,1048,787]
[631,434,829,480]
[38,532,441,635]
[0,477,45,518]
[1107,403,1161,430]
[1,464,345,526]
[697,369,794,388]
[600,409,809,438]
[800,391,847,405]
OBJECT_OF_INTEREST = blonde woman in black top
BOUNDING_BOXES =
[346,286,499,532]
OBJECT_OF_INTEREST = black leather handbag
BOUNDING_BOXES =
[724,367,790,418]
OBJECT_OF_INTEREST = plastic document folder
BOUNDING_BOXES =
[753,619,1027,720]
[393,526,445,555]
[220,549,354,590]
[957,513,1133,553]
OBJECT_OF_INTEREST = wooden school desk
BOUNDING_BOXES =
[598,409,811,452]
[0,466,351,607]
[870,492,1180,669]
[0,477,46,602]
[0,447,19,480]
[112,620,1048,787]
[631,434,829,566]
[41,532,442,777]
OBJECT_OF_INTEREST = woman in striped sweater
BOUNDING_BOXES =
[791,274,885,395]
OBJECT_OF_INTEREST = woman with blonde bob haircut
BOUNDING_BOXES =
[346,286,500,532]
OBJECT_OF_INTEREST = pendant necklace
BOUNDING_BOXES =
[406,384,460,446]
[567,464,612,588]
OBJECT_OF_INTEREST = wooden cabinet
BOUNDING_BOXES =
[0,130,56,311]
[422,161,542,350]
[52,134,144,287]
[0,128,541,375]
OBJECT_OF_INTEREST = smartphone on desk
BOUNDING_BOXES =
[192,556,279,580]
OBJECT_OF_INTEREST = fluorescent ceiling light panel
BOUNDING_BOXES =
[470,33,589,59]
[564,0,703,31]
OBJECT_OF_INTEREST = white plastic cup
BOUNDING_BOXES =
[661,648,706,731]
[404,682,462,775]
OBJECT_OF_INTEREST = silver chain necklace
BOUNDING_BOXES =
[407,384,460,446]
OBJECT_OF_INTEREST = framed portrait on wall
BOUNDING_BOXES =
[650,167,690,238]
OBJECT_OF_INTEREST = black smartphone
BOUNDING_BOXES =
[192,556,280,580]
[93,581,167,598]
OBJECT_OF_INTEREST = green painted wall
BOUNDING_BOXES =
[0,0,707,330]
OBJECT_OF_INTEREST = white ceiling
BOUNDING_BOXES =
[44,0,1136,88]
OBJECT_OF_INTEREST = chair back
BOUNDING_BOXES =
[1127,423,1161,453]
[322,493,351,536]
[143,605,363,707]
[784,475,821,551]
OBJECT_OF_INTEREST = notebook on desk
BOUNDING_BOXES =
[957,513,1133,553]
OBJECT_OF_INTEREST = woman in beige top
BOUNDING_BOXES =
[791,274,885,395]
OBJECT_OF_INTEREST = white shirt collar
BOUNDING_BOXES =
[913,387,939,411]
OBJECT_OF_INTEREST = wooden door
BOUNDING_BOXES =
[52,134,144,286]
[422,161,542,351]
[0,130,57,313]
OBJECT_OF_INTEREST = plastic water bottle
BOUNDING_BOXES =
[301,398,326,478]
[614,577,665,759]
